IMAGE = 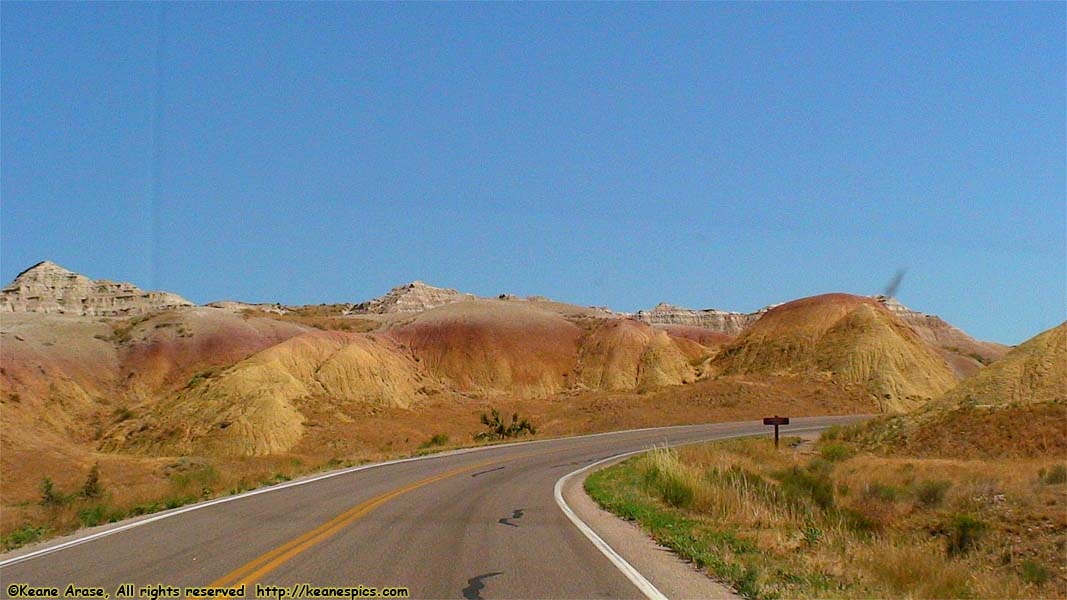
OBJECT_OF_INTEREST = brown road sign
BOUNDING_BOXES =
[764,415,789,448]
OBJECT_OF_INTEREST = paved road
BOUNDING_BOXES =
[0,416,863,599]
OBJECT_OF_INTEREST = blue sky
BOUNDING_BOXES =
[2,3,1063,344]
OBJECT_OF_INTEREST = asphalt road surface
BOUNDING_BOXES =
[0,415,864,599]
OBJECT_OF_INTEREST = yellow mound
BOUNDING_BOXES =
[939,322,1065,407]
[103,331,427,457]
[855,323,1067,458]
[713,294,957,412]
[578,319,697,391]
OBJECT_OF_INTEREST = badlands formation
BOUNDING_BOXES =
[2,260,1053,525]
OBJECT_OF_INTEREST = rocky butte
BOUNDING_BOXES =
[0,260,192,317]
[349,280,476,314]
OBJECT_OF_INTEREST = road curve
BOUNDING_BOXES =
[0,416,864,599]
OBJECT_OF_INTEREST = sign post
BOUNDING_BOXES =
[763,416,790,449]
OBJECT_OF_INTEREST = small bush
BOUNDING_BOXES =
[802,522,823,546]
[863,482,901,503]
[946,514,986,556]
[419,433,449,449]
[81,463,103,499]
[78,505,107,527]
[915,480,951,508]
[821,425,842,441]
[113,406,134,422]
[777,466,835,511]
[819,443,853,462]
[39,477,67,507]
[1042,464,1066,485]
[474,409,536,441]
[1020,560,1051,585]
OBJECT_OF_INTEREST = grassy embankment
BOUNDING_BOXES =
[585,429,1066,599]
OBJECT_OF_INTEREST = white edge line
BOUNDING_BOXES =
[0,419,853,569]
[553,426,830,600]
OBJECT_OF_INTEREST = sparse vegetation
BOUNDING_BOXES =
[1042,464,1067,485]
[1,525,47,551]
[586,433,1067,598]
[419,433,449,449]
[474,408,536,441]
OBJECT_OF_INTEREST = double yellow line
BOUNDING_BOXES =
[208,442,597,590]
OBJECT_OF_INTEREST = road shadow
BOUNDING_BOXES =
[498,508,524,528]
[462,571,503,599]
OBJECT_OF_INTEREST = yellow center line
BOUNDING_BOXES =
[207,442,608,590]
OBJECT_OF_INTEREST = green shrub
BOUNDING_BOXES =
[419,433,449,449]
[777,466,835,511]
[656,473,694,509]
[863,482,901,503]
[821,425,842,441]
[39,477,67,507]
[802,522,823,546]
[819,443,853,462]
[474,408,536,441]
[946,514,986,556]
[1042,464,1066,485]
[113,406,134,422]
[1020,560,1051,585]
[77,506,107,527]
[81,463,103,499]
[1,525,47,551]
[915,480,951,508]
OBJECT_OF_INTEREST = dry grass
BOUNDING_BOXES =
[590,435,1067,598]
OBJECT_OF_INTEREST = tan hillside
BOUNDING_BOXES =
[654,324,734,348]
[856,322,1067,458]
[102,330,428,457]
[713,293,958,412]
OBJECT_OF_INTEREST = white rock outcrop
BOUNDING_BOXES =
[0,261,192,317]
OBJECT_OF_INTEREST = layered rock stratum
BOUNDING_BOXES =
[0,261,191,316]
[633,302,761,335]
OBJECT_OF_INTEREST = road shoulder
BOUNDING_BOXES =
[562,462,741,600]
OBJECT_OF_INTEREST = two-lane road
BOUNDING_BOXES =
[0,416,864,599]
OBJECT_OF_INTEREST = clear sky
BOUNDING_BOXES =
[2,3,1064,344]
